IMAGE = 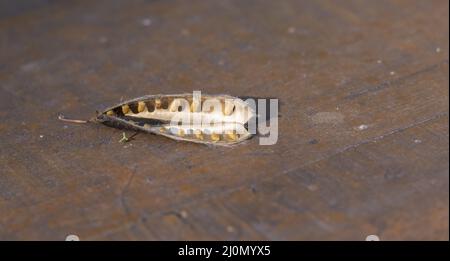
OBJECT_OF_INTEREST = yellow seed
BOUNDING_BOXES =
[155,99,161,109]
[190,101,200,112]
[143,123,151,129]
[122,104,130,114]
[210,133,220,142]
[169,100,179,112]
[159,127,166,133]
[226,130,237,141]
[106,110,114,116]
[178,129,185,137]
[223,102,234,115]
[194,129,203,140]
[138,101,146,112]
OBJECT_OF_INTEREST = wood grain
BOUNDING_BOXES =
[0,0,448,240]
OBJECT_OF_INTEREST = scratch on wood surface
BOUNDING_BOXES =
[345,60,449,100]
[119,169,137,216]
[326,111,448,159]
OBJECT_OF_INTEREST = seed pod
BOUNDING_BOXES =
[95,93,255,146]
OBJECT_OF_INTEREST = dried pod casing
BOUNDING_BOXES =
[96,94,255,146]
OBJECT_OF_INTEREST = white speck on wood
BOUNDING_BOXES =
[226,225,235,233]
[98,36,108,43]
[180,210,188,218]
[181,29,190,36]
[141,18,152,26]
[357,124,368,131]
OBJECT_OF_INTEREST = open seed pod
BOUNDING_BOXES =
[96,94,256,146]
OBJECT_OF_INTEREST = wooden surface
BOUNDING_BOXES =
[0,0,448,240]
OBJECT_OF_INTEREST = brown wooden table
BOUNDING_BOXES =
[0,0,448,240]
